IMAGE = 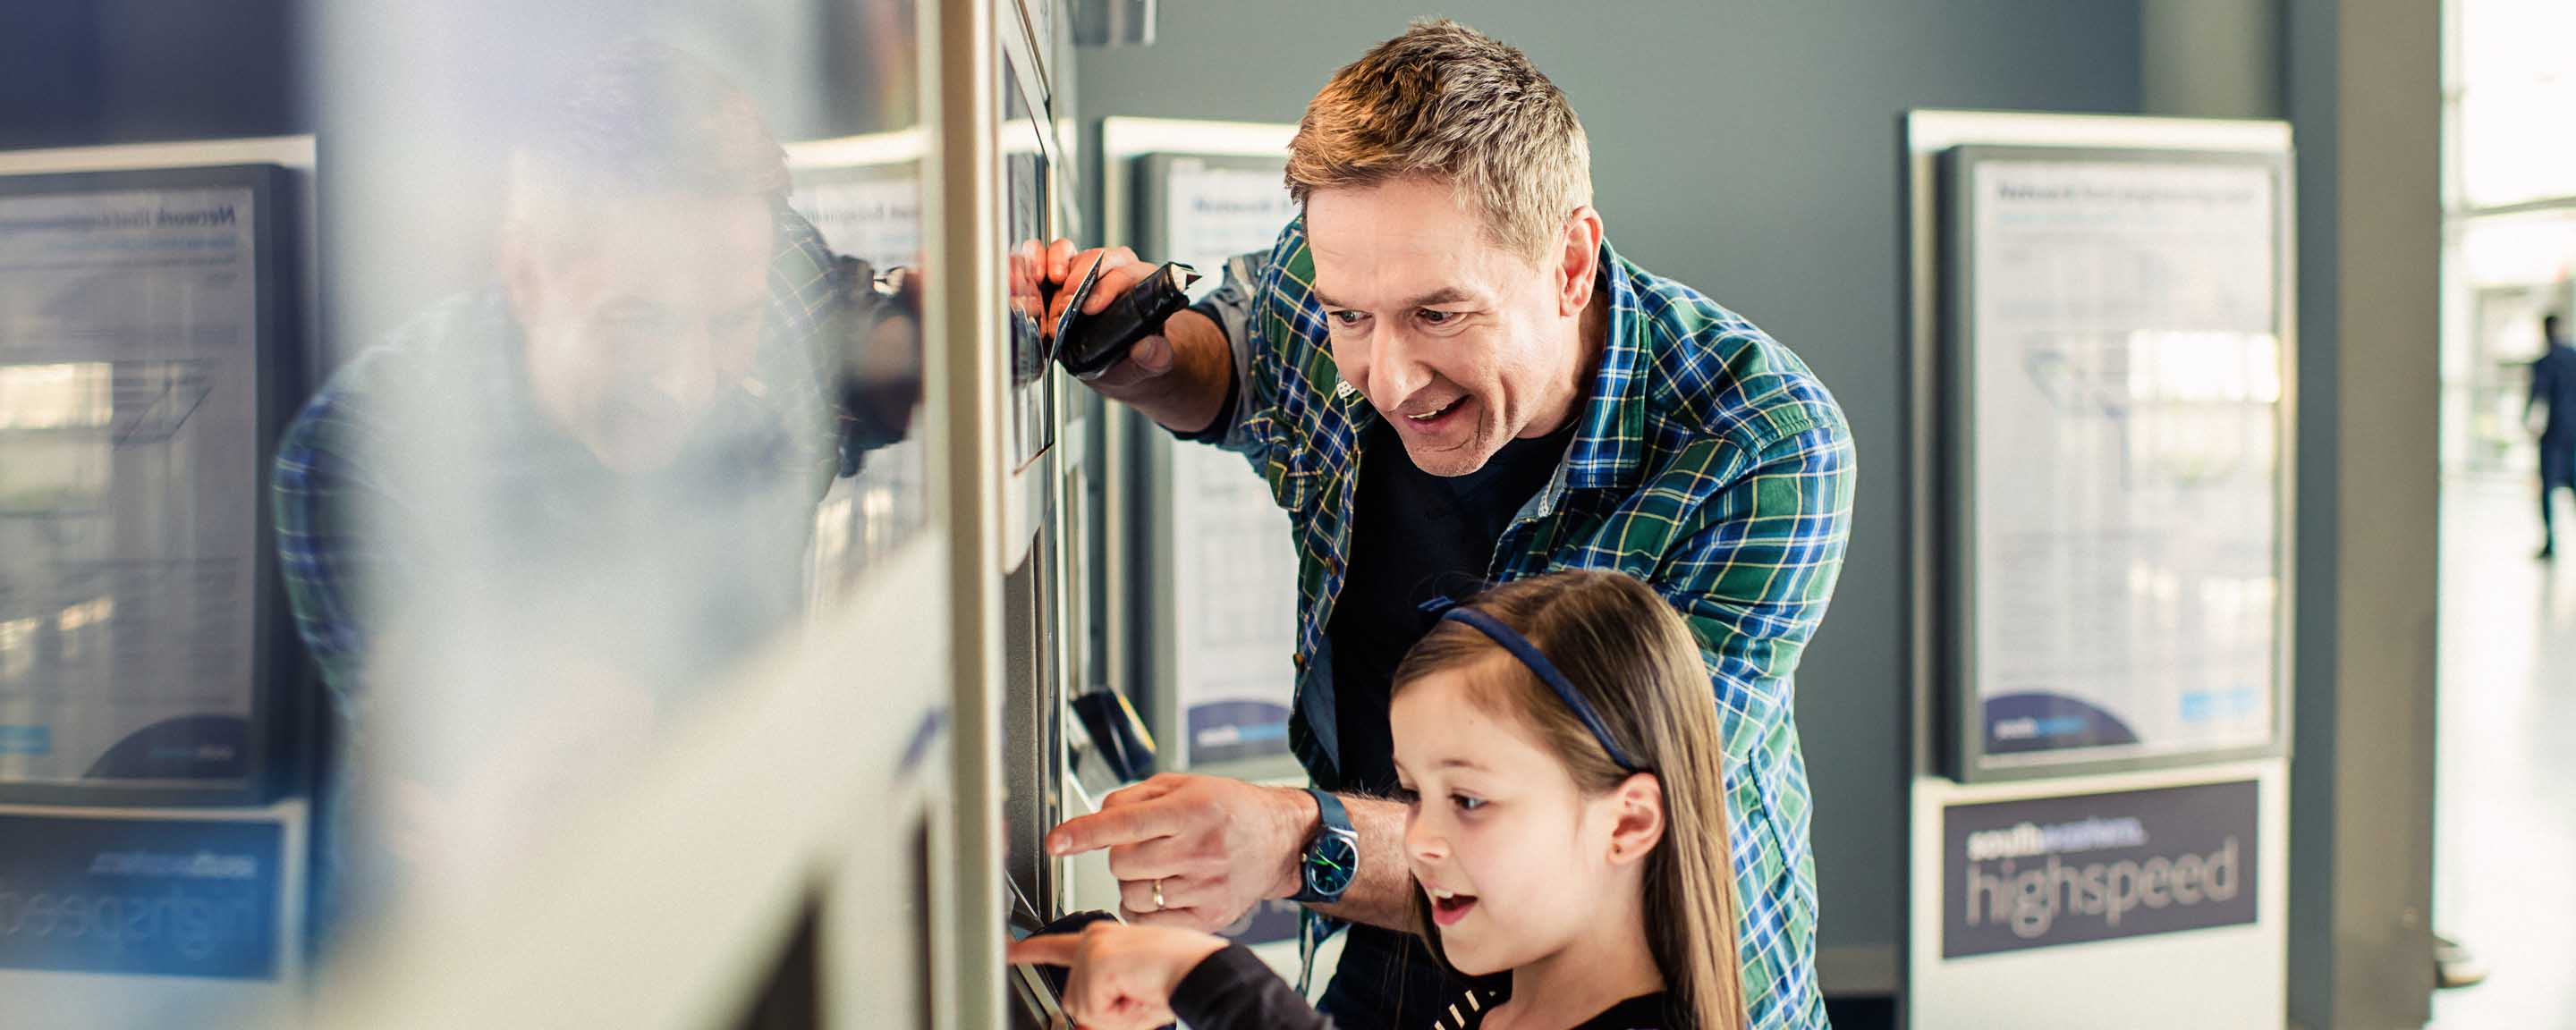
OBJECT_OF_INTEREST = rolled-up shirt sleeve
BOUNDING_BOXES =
[1167,247,1271,454]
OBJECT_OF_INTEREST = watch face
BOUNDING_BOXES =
[1306,831,1359,898]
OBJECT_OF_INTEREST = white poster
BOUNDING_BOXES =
[0,182,267,789]
[1146,156,1304,768]
[790,172,922,272]
[1157,159,1297,304]
[1963,155,2285,770]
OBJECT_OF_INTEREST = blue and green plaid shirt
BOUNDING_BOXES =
[1199,217,1854,1029]
[270,213,845,938]
[273,212,844,705]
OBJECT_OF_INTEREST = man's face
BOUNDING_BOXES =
[1306,178,1590,477]
[509,190,773,473]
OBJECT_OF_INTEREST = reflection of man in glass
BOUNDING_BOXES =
[272,44,912,929]
[2535,313,2576,559]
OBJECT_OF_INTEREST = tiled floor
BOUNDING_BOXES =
[2430,476,2576,1029]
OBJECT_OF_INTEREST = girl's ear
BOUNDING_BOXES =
[1605,772,1665,867]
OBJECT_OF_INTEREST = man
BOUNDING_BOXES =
[2535,313,2576,559]
[274,43,911,927]
[1042,21,1852,1029]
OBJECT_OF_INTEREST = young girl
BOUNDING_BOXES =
[1007,570,1746,1030]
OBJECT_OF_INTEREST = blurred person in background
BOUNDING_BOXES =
[2533,312,2576,559]
[272,41,915,938]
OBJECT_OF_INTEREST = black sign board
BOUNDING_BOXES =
[1943,780,2258,958]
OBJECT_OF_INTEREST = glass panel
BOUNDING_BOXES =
[784,0,931,608]
[297,0,940,965]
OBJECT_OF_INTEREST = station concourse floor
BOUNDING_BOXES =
[2430,474,2576,1029]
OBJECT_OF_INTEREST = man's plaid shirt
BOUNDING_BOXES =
[273,212,844,704]
[271,211,845,937]
[1198,217,1854,1029]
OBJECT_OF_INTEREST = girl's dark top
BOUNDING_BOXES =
[1173,943,1680,1030]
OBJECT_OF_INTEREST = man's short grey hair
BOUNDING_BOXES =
[505,41,789,234]
[1286,20,1592,260]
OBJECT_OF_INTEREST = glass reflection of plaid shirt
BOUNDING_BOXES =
[1194,217,1854,1030]
[273,214,843,704]
[270,212,845,938]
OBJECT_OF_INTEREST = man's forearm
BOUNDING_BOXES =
[1306,794,1417,932]
[1112,308,1233,435]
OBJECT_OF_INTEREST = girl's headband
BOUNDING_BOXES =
[1419,597,1641,772]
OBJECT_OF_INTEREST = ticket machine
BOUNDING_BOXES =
[0,0,1150,1026]
[269,0,1123,1026]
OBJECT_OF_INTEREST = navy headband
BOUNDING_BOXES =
[1420,597,1640,772]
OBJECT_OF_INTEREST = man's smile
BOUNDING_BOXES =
[1393,395,1474,443]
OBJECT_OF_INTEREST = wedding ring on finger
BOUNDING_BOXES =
[1151,878,1166,912]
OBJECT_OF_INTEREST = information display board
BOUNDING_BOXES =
[1132,153,1301,770]
[1941,147,2292,781]
[0,165,294,804]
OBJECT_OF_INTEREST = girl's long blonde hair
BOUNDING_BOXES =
[1392,570,1746,1030]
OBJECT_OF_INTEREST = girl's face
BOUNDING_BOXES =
[1391,664,1633,976]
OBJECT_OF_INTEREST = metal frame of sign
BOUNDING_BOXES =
[1940,144,2296,782]
[0,164,299,806]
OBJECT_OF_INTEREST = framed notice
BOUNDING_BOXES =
[1940,146,2293,781]
[1132,153,1302,772]
[0,165,297,804]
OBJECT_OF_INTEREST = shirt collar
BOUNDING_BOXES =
[1562,240,1651,493]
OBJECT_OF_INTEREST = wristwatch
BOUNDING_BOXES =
[1291,788,1360,905]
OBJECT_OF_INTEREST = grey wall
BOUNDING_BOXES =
[0,1,309,151]
[1081,0,2146,987]
[2141,0,2282,119]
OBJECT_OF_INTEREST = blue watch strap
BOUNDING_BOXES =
[1308,787,1350,834]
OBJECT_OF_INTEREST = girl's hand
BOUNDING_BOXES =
[1005,921,1230,1030]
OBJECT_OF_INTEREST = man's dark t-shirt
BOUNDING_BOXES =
[1316,413,1574,1028]
[1327,415,1577,795]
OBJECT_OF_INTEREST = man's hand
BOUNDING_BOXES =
[1006,921,1229,1030]
[1033,239,1232,432]
[1046,772,1318,931]
[1040,241,1182,389]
